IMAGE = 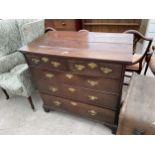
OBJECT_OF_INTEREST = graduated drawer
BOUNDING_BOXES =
[25,54,69,71]
[68,59,123,79]
[41,94,115,124]
[36,79,119,110]
[30,67,121,93]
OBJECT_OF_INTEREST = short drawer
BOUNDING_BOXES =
[41,94,115,124]
[68,59,123,79]
[25,54,69,71]
[37,79,119,110]
[30,67,121,93]
[51,19,76,31]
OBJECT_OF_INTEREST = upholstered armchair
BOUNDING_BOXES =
[0,19,45,111]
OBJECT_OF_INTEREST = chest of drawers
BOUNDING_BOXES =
[20,31,133,130]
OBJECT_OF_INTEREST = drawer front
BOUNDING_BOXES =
[30,67,121,93]
[25,54,69,71]
[37,79,119,110]
[51,20,76,31]
[41,94,115,124]
[68,60,123,79]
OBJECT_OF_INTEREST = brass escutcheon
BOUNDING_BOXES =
[88,62,98,69]
[41,57,49,63]
[87,80,98,86]
[74,64,85,71]
[70,101,77,106]
[51,61,61,68]
[68,87,76,92]
[49,86,58,92]
[53,100,61,106]
[88,110,97,116]
[100,67,112,74]
[45,73,55,78]
[88,95,98,101]
[65,74,73,79]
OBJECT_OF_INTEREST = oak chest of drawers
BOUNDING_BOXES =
[20,31,133,129]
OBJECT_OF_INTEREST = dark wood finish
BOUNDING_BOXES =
[20,31,133,63]
[20,31,133,128]
[45,19,82,31]
[1,88,9,99]
[42,94,115,124]
[82,19,142,33]
[125,30,153,75]
[30,67,121,93]
[27,96,35,111]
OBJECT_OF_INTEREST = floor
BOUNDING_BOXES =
[0,50,154,135]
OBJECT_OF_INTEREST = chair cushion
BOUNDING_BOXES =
[0,72,23,94]
[150,56,155,75]
[126,53,145,71]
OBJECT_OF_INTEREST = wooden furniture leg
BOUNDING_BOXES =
[28,96,35,111]
[1,88,9,99]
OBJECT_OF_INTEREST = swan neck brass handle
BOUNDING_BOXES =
[53,101,61,106]
[51,61,61,68]
[87,80,98,86]
[31,58,40,64]
[74,64,85,71]
[88,110,97,116]
[88,62,98,69]
[65,74,73,79]
[100,67,112,74]
[41,57,49,63]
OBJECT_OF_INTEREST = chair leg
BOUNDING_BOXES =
[1,88,9,99]
[27,96,35,111]
[144,63,149,75]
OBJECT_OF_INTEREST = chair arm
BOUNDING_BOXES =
[16,64,36,97]
[0,52,26,74]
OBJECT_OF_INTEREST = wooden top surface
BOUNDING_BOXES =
[20,31,133,63]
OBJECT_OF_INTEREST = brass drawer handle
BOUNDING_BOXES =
[100,67,112,74]
[88,62,98,69]
[74,64,85,71]
[68,87,76,93]
[51,61,61,68]
[65,74,73,79]
[70,101,77,106]
[49,86,58,92]
[41,57,49,63]
[45,73,55,79]
[53,100,61,106]
[88,95,98,101]
[88,110,97,116]
[31,58,40,64]
[87,80,98,86]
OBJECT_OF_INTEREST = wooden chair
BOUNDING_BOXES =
[148,46,155,75]
[124,30,153,75]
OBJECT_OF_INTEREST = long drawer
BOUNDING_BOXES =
[36,78,119,110]
[41,94,115,124]
[30,67,121,93]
